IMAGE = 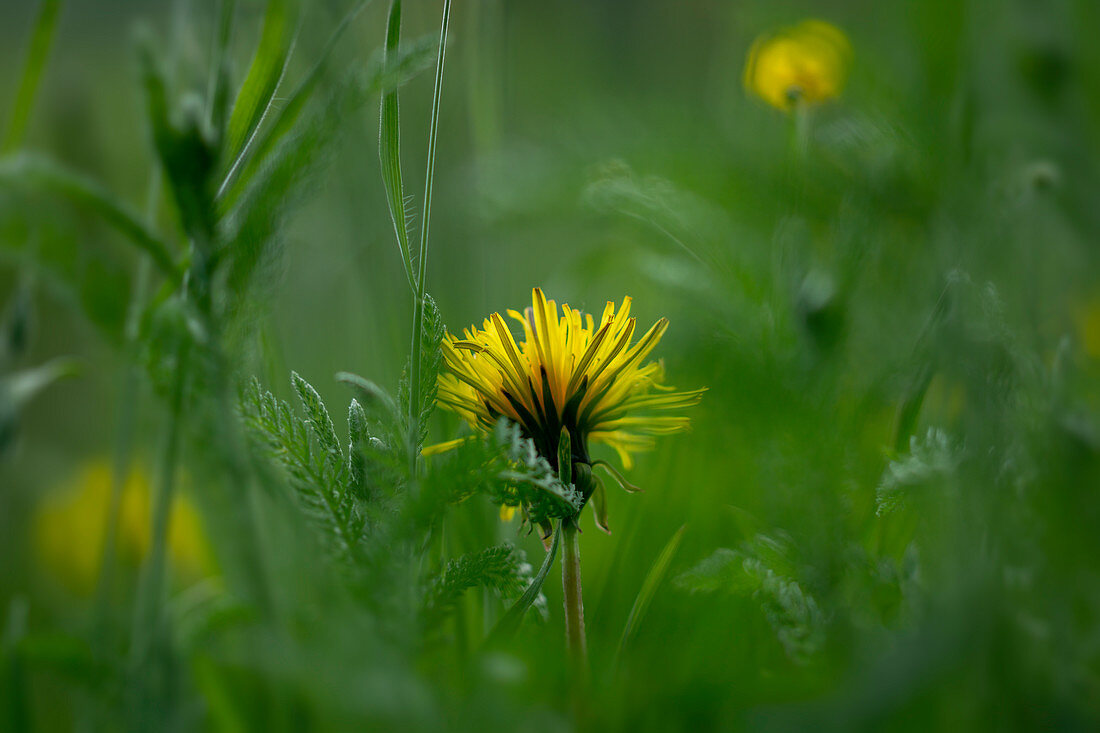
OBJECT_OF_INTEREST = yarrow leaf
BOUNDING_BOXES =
[422,544,527,626]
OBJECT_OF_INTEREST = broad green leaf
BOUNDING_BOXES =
[379,0,417,293]
[2,0,63,152]
[225,0,298,164]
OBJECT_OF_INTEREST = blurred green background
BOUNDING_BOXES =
[3,0,1100,730]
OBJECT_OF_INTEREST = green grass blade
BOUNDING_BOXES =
[413,0,452,295]
[217,0,372,207]
[224,0,298,164]
[0,153,179,281]
[616,525,687,659]
[2,0,63,153]
[378,0,417,294]
[484,522,561,645]
[205,0,237,134]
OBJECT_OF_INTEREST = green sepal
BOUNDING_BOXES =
[592,476,610,534]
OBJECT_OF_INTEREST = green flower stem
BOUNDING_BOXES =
[562,519,589,676]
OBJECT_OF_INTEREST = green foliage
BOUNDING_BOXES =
[617,525,685,656]
[877,427,960,516]
[4,0,1100,730]
[0,286,77,454]
[422,419,582,529]
[2,0,62,152]
[422,544,526,626]
[0,154,177,279]
[223,0,298,165]
[677,532,825,664]
[240,374,367,567]
[378,0,417,291]
[398,293,443,448]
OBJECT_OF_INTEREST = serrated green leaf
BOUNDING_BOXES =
[291,371,341,459]
[423,545,525,626]
[399,293,443,447]
[239,376,365,568]
[674,548,753,594]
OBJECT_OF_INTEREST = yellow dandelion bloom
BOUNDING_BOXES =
[437,288,703,479]
[33,459,210,595]
[744,19,852,111]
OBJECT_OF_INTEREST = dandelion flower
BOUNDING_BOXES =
[744,19,852,111]
[436,288,703,521]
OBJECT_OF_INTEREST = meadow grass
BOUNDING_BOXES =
[2,0,1100,731]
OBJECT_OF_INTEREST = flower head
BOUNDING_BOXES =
[438,288,703,479]
[744,19,851,111]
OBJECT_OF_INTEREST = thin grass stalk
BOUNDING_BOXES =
[128,340,189,724]
[407,0,452,477]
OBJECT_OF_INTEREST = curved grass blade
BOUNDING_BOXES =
[484,522,561,645]
[615,525,686,662]
[5,357,80,408]
[0,153,179,281]
[378,0,417,294]
[224,0,298,165]
[336,371,401,423]
[2,0,63,153]
[217,0,372,207]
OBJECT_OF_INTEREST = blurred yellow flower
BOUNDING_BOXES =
[33,459,210,595]
[744,19,852,111]
[1075,296,1100,360]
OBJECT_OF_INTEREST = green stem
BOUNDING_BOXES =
[128,341,189,720]
[407,0,452,477]
[562,519,588,676]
